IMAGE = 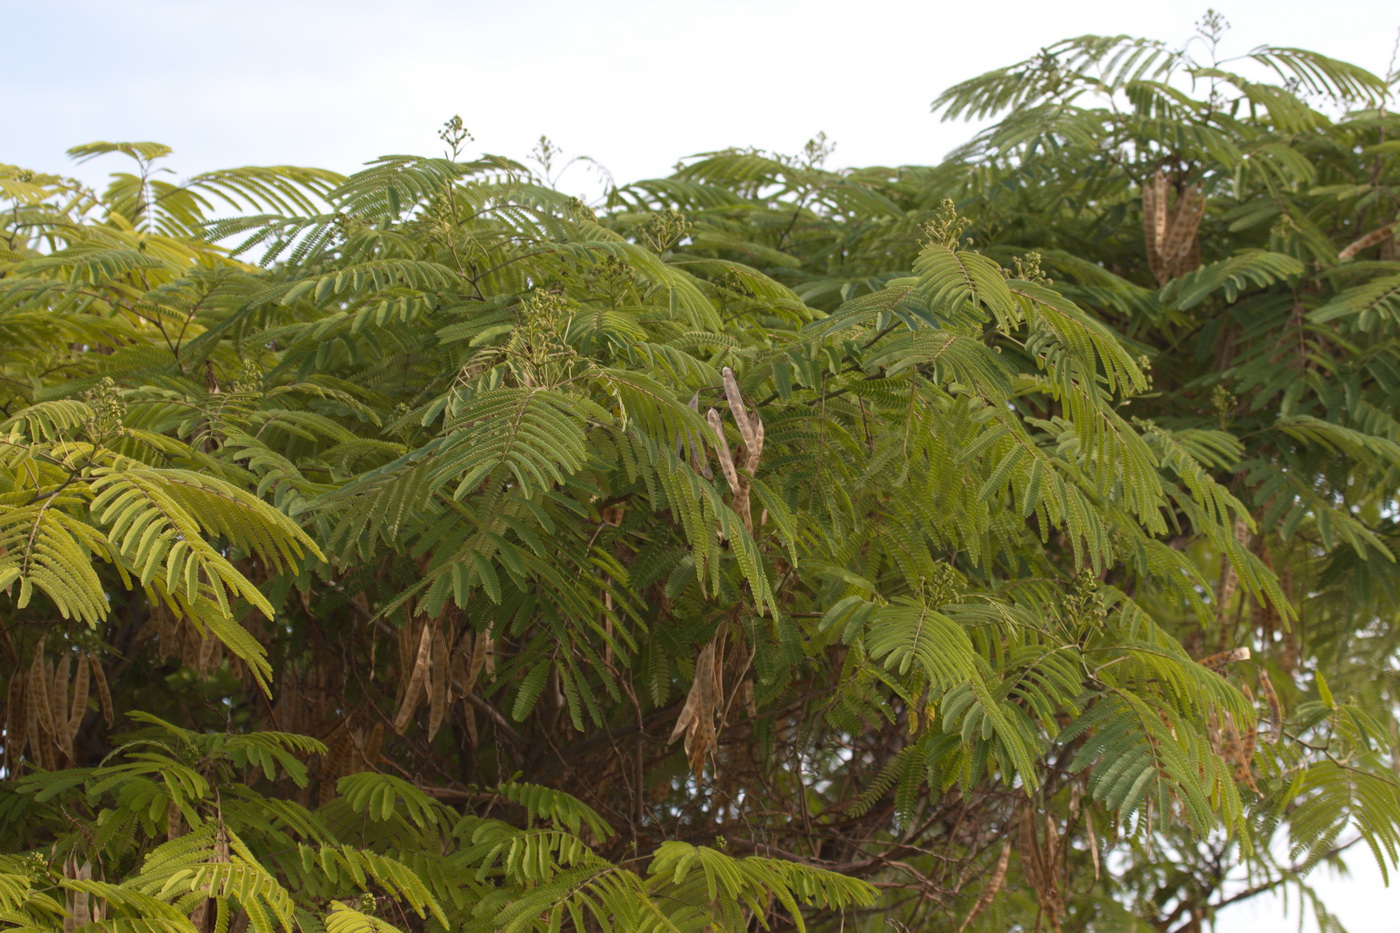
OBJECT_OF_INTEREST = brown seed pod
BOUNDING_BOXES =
[393,623,433,734]
[1257,668,1283,745]
[668,638,723,774]
[89,651,113,727]
[427,625,449,740]
[5,671,27,771]
[68,653,89,749]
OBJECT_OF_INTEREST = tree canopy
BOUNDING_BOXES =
[2,21,1399,933]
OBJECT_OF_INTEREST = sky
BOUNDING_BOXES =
[6,0,1399,929]
[1220,853,1391,933]
[7,0,1400,195]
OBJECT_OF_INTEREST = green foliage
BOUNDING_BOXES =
[0,722,865,933]
[3,16,1400,933]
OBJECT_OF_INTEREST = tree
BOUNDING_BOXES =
[2,20,1398,933]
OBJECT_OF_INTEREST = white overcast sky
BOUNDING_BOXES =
[7,0,1400,193]
[6,0,1398,929]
